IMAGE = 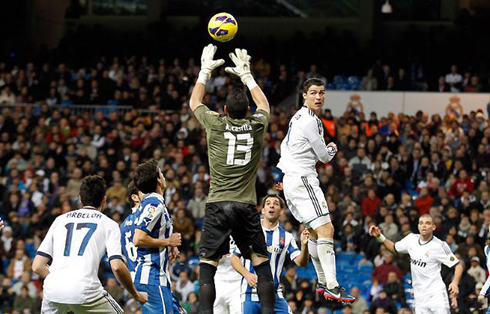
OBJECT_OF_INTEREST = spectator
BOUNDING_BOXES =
[362,189,381,217]
[449,170,474,198]
[349,148,372,183]
[467,256,486,285]
[7,248,32,280]
[368,290,397,314]
[383,271,407,308]
[12,272,37,298]
[361,69,378,91]
[13,285,35,313]
[415,188,434,215]
[445,64,463,92]
[379,214,399,241]
[350,286,368,314]
[176,271,195,303]
[187,187,207,223]
[372,253,403,284]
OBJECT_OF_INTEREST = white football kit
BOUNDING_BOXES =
[277,106,333,229]
[395,233,459,314]
[214,238,242,314]
[37,208,124,313]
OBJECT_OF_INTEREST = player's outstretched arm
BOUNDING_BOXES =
[190,44,225,112]
[32,255,50,279]
[110,259,148,304]
[225,48,269,114]
[294,230,310,267]
[231,254,258,288]
[369,225,397,255]
[133,229,182,248]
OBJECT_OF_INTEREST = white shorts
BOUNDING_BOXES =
[415,307,450,314]
[41,292,123,314]
[283,175,331,229]
[214,279,242,314]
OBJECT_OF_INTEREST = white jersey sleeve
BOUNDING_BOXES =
[394,233,414,254]
[433,241,459,268]
[480,245,490,296]
[106,220,123,261]
[37,217,61,263]
[303,119,332,163]
[287,234,301,261]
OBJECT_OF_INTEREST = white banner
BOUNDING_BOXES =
[322,91,490,118]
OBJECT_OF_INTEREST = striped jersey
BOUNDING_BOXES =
[134,193,173,287]
[234,223,300,302]
[480,245,490,297]
[120,206,140,279]
[277,106,325,176]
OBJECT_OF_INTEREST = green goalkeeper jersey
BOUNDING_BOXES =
[194,105,269,205]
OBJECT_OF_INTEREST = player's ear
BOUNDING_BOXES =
[131,194,139,203]
[224,105,228,114]
[303,92,307,100]
[101,196,107,208]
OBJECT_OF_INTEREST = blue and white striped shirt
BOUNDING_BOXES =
[120,206,140,280]
[234,223,300,302]
[134,193,173,287]
[480,245,490,297]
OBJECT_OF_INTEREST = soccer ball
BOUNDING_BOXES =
[208,12,238,42]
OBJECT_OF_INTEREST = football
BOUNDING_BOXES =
[208,12,238,42]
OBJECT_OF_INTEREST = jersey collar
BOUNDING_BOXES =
[143,192,165,203]
[418,235,434,246]
[82,206,98,211]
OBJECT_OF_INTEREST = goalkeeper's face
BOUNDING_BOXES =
[303,85,325,115]
[262,197,284,223]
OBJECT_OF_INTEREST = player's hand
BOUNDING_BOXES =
[199,44,225,81]
[274,182,283,191]
[448,282,459,297]
[135,291,148,304]
[450,296,458,309]
[168,233,182,247]
[478,295,487,309]
[326,142,337,160]
[369,225,381,238]
[169,247,180,264]
[244,272,258,289]
[300,230,309,246]
[225,48,254,86]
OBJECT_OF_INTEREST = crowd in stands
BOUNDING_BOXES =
[0,56,489,314]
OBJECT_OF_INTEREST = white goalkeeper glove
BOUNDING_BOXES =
[225,48,257,90]
[197,44,225,85]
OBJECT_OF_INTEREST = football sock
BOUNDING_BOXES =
[198,263,217,312]
[317,238,339,289]
[308,238,326,286]
[253,261,275,313]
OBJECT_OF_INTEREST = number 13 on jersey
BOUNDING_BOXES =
[224,132,253,166]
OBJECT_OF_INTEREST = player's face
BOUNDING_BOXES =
[262,197,283,222]
[158,169,166,189]
[303,85,325,114]
[418,216,436,236]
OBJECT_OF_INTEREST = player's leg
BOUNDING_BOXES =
[213,281,228,314]
[233,202,275,314]
[305,229,327,293]
[199,202,233,314]
[226,281,242,314]
[242,300,262,314]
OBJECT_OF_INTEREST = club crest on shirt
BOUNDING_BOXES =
[425,251,430,257]
[280,237,285,246]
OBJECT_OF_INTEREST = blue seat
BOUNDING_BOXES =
[333,75,347,85]
[326,83,336,90]
[358,264,374,273]
[25,243,36,259]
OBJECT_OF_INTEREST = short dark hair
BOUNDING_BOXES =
[134,159,160,194]
[226,88,249,119]
[79,175,107,208]
[127,180,139,208]
[261,195,285,209]
[303,78,325,93]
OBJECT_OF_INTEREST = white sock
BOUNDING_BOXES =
[308,239,326,286]
[317,238,339,289]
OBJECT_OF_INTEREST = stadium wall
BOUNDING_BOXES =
[322,91,490,117]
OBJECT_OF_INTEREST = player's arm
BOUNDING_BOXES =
[231,253,258,288]
[133,229,181,248]
[225,48,269,114]
[448,262,463,297]
[369,225,397,255]
[133,203,182,248]
[32,255,50,278]
[110,258,147,304]
[303,119,337,163]
[190,44,225,112]
[293,230,309,267]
